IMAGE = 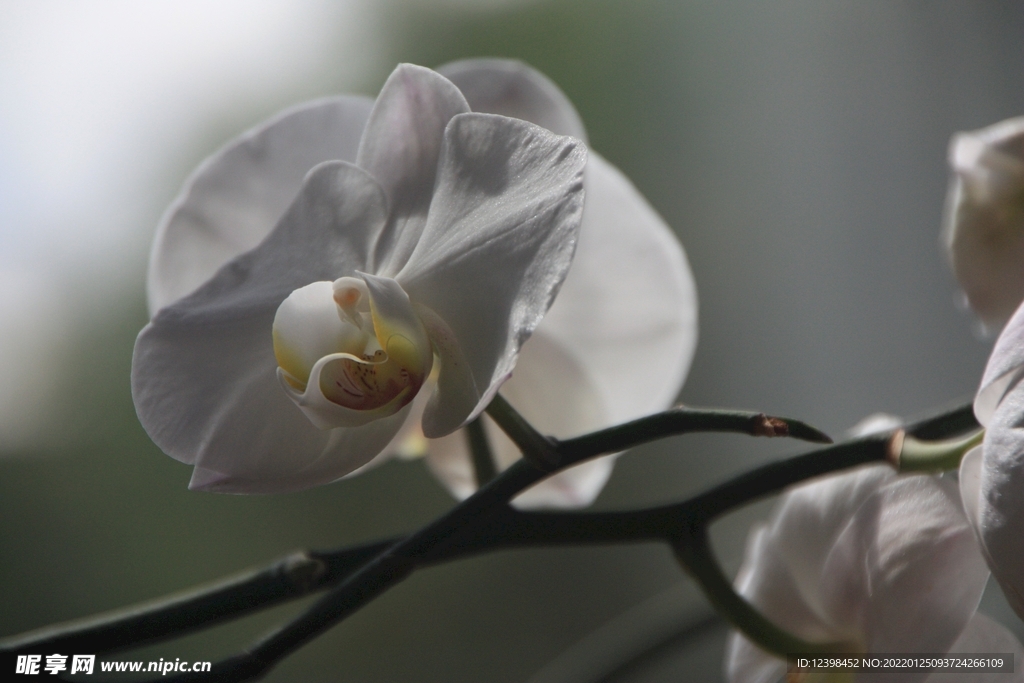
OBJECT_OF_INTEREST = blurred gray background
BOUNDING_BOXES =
[1,1,1022,681]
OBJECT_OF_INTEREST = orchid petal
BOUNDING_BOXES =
[356,64,470,274]
[976,300,1024,426]
[436,58,588,142]
[417,132,694,505]
[976,381,1024,619]
[728,466,990,683]
[538,152,698,424]
[398,113,586,429]
[818,475,989,666]
[186,405,411,494]
[766,465,897,617]
[148,96,373,314]
[436,60,696,423]
[923,613,1024,683]
[414,304,480,439]
[132,162,391,492]
[959,445,985,539]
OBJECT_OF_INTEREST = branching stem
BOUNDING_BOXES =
[0,400,978,683]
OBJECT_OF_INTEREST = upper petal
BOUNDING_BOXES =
[132,162,393,492]
[147,95,373,314]
[397,113,587,431]
[356,64,470,274]
[436,58,588,143]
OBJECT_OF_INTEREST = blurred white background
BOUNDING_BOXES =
[0,0,377,446]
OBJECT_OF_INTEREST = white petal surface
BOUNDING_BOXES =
[765,465,896,617]
[724,630,785,683]
[976,299,1024,426]
[415,304,480,439]
[437,59,697,423]
[398,113,586,430]
[540,152,698,424]
[923,613,1024,683]
[959,446,985,539]
[148,96,373,314]
[728,468,989,683]
[133,162,396,492]
[818,475,989,668]
[437,58,588,142]
[977,379,1024,618]
[418,146,695,507]
[357,64,469,274]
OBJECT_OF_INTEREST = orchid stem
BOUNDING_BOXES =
[465,417,497,487]
[892,428,984,473]
[485,393,559,469]
[0,402,976,682]
[674,525,857,657]
[0,541,397,655]
[0,402,838,659]
[557,407,833,463]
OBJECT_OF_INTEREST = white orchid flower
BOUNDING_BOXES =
[133,62,587,493]
[132,60,697,504]
[961,298,1024,619]
[727,457,1002,683]
[943,116,1024,330]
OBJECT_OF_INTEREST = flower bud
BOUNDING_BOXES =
[943,116,1024,330]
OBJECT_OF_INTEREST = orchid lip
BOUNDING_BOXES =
[272,276,432,430]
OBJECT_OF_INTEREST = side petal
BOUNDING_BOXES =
[415,304,480,439]
[959,445,985,540]
[977,383,1024,619]
[132,162,392,492]
[436,58,588,142]
[976,299,1024,427]
[767,465,897,616]
[819,475,989,667]
[435,65,698,420]
[537,152,698,424]
[397,113,586,431]
[148,96,373,314]
[356,64,470,274]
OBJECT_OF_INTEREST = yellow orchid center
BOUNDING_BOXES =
[272,276,433,428]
